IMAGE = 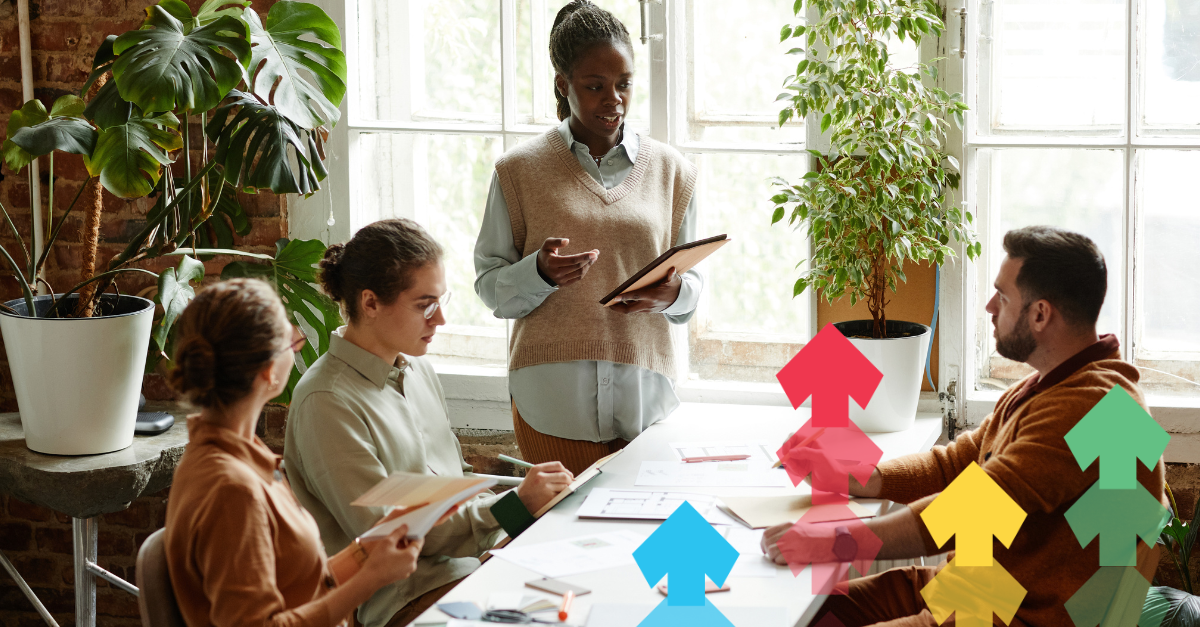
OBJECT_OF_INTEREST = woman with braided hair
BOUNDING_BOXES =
[474,1,704,474]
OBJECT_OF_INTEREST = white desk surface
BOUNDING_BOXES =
[414,403,944,627]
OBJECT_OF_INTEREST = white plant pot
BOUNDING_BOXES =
[0,294,153,455]
[834,320,932,433]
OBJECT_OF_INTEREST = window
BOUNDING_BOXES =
[342,0,817,383]
[965,0,1200,400]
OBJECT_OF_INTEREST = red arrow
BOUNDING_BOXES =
[778,504,883,595]
[777,418,883,504]
[776,323,883,428]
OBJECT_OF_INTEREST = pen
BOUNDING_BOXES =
[558,590,574,621]
[682,454,751,463]
[499,454,535,469]
[773,427,827,468]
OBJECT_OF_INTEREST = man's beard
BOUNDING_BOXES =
[996,306,1037,362]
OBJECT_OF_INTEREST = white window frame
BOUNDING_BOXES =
[943,0,1200,462]
[292,0,949,429]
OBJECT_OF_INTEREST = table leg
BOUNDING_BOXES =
[72,517,96,627]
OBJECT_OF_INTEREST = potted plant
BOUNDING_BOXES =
[1142,483,1200,626]
[0,0,344,454]
[770,0,979,431]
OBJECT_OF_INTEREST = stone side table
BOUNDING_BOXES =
[0,403,190,627]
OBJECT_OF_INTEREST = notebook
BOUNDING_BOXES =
[355,472,497,540]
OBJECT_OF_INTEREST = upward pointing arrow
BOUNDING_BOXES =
[920,463,1027,567]
[1064,386,1170,490]
[775,323,883,428]
[633,502,739,608]
[777,417,882,503]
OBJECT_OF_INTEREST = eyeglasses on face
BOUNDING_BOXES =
[418,291,452,320]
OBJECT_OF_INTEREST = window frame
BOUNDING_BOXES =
[949,0,1200,462]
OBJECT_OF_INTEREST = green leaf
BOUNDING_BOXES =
[245,3,346,129]
[85,111,183,198]
[821,112,832,132]
[220,238,343,403]
[206,90,327,195]
[84,81,135,130]
[9,117,97,158]
[186,173,252,250]
[1142,586,1200,627]
[781,24,793,41]
[793,277,808,297]
[82,35,119,96]
[112,6,251,114]
[152,254,205,351]
[196,0,252,26]
[2,99,50,171]
[772,206,785,224]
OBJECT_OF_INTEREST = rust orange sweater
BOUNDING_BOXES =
[877,335,1165,626]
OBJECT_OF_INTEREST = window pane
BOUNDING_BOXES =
[356,132,505,339]
[1141,0,1200,132]
[977,148,1124,384]
[690,153,811,382]
[984,0,1124,132]
[541,0,651,131]
[356,0,501,124]
[687,0,803,144]
[1138,150,1200,354]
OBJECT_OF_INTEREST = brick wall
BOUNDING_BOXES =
[0,0,284,624]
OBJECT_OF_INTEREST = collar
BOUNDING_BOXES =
[558,117,639,162]
[1008,334,1121,412]
[187,417,281,484]
[328,328,409,390]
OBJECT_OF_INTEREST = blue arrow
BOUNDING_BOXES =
[633,501,739,608]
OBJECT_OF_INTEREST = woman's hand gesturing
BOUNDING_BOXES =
[537,238,599,287]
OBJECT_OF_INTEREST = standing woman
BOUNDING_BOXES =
[164,279,425,627]
[474,0,703,474]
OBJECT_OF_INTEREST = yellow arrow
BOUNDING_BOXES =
[921,558,1027,627]
[921,462,1026,566]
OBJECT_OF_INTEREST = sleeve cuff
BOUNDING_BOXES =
[508,252,557,296]
[490,491,536,539]
[662,271,701,316]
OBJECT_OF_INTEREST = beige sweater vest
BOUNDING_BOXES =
[494,128,697,378]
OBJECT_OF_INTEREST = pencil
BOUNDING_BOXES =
[773,427,827,468]
[499,454,535,469]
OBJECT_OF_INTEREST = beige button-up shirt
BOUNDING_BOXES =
[284,330,503,627]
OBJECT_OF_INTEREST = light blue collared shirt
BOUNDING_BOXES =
[473,119,702,442]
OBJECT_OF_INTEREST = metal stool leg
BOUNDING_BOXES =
[73,517,96,627]
[0,548,60,627]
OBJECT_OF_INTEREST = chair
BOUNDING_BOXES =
[136,528,186,627]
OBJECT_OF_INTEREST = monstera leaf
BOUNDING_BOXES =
[112,4,251,114]
[1142,587,1200,627]
[206,90,327,195]
[4,96,96,168]
[82,35,118,96]
[85,111,182,198]
[152,254,205,351]
[246,2,346,129]
[221,238,342,403]
[81,36,135,130]
[157,0,251,31]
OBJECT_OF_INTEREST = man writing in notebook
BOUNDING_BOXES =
[761,226,1165,626]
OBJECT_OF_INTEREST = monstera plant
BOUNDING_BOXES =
[0,0,344,405]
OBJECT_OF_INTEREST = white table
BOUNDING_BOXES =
[414,403,944,627]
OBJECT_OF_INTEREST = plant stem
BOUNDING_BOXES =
[42,267,158,319]
[46,152,53,257]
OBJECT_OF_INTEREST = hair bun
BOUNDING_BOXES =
[553,0,592,30]
[319,243,347,302]
[169,335,216,401]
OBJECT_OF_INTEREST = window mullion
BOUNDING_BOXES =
[500,0,518,138]
[1123,0,1137,363]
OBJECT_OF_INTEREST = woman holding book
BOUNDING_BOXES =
[164,279,429,627]
[474,0,704,474]
[284,219,573,627]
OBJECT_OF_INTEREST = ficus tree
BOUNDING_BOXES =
[770,0,979,338]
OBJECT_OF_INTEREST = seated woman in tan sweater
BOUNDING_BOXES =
[164,279,439,627]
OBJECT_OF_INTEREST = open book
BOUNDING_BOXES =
[355,473,497,540]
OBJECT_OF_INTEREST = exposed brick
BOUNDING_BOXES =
[30,22,83,53]
[33,527,72,554]
[0,521,32,551]
[0,88,21,113]
[97,588,141,618]
[97,530,133,556]
[8,556,61,587]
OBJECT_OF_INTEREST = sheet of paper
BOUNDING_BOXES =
[489,530,649,579]
[719,495,874,529]
[721,526,778,578]
[585,604,786,627]
[669,440,779,464]
[635,460,790,488]
[576,488,742,526]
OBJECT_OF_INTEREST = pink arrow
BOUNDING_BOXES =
[778,504,883,595]
[776,323,883,428]
[777,418,883,504]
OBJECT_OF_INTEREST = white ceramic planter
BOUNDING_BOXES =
[834,320,932,433]
[0,294,153,455]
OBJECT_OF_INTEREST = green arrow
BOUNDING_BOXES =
[1064,483,1169,567]
[1065,566,1151,627]
[1064,386,1169,490]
